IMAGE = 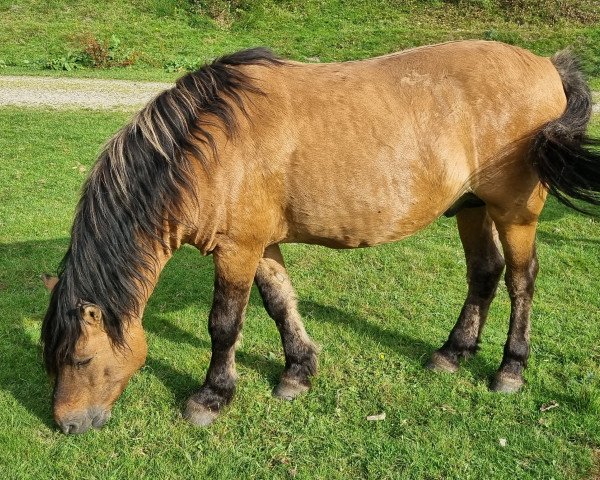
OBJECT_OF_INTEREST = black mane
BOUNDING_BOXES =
[41,48,281,374]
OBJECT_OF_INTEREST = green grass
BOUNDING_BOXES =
[1,1,600,476]
[0,109,599,479]
[0,0,598,81]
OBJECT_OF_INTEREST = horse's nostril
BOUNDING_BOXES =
[57,414,91,435]
[56,407,109,434]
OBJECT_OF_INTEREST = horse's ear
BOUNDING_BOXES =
[41,274,59,292]
[81,304,103,325]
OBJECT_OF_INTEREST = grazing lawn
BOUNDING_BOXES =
[0,108,599,479]
[1,0,600,477]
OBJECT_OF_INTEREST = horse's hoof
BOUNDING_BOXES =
[183,399,219,426]
[490,372,524,393]
[272,378,310,400]
[426,351,459,373]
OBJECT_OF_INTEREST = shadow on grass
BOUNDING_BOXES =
[0,323,55,429]
[300,300,437,365]
[0,239,64,429]
[537,229,600,247]
[301,299,507,386]
[537,197,600,223]
[142,315,284,403]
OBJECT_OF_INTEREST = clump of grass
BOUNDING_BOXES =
[163,57,202,73]
[45,52,87,71]
[81,34,139,68]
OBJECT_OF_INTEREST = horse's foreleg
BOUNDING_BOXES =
[428,207,505,372]
[488,216,539,393]
[184,246,260,426]
[255,244,318,400]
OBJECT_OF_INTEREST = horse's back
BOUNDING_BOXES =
[212,41,567,249]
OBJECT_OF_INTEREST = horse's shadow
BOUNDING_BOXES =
[299,300,436,365]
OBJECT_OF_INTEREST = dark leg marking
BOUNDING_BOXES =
[428,207,505,373]
[184,249,258,426]
[484,201,541,394]
[491,248,538,393]
[255,245,318,400]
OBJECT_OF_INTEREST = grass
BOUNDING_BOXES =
[0,108,599,479]
[0,1,598,81]
[1,1,600,477]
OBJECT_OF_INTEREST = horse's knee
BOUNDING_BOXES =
[208,278,248,346]
[468,252,505,298]
[255,259,297,321]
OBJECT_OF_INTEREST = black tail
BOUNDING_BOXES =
[532,51,600,214]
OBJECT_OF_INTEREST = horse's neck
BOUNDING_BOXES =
[138,210,205,312]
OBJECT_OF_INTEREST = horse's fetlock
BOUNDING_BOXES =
[190,383,235,412]
[504,343,529,365]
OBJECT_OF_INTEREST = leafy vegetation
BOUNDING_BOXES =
[0,108,599,478]
[43,35,139,71]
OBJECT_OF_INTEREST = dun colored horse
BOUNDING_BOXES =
[42,40,600,434]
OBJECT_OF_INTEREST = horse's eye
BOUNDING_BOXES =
[74,358,92,369]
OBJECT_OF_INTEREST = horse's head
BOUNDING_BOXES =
[42,275,147,434]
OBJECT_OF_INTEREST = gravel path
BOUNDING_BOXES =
[0,74,598,113]
[0,75,172,110]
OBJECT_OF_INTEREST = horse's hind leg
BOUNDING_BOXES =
[487,206,540,393]
[184,246,261,426]
[255,244,318,400]
[428,207,505,372]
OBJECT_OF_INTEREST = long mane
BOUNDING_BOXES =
[42,48,281,374]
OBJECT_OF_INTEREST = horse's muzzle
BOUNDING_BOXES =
[56,407,111,434]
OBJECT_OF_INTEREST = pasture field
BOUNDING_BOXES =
[1,0,600,478]
[0,109,599,479]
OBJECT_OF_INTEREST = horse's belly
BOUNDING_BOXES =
[284,174,456,248]
[280,108,472,248]
[286,213,436,248]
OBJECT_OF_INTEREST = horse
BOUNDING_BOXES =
[41,40,600,434]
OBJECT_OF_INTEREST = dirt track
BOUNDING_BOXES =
[0,75,172,110]
[0,74,598,113]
